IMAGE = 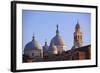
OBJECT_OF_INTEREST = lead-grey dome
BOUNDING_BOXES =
[24,36,42,50]
[50,25,66,46]
[50,35,65,46]
[49,43,57,50]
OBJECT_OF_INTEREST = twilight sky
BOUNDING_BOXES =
[22,10,91,50]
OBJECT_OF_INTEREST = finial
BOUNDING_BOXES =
[56,24,59,30]
[56,24,59,35]
[45,39,47,43]
[32,33,35,40]
[44,39,48,46]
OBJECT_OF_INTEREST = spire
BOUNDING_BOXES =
[56,24,59,35]
[76,21,80,29]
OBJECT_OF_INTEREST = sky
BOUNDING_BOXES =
[22,10,91,50]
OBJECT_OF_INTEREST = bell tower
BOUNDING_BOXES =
[73,21,83,48]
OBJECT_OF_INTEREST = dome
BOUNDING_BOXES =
[49,43,58,54]
[50,35,65,46]
[51,45,58,54]
[49,43,57,50]
[24,36,42,50]
[50,25,66,46]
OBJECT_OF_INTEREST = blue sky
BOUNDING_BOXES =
[22,10,91,50]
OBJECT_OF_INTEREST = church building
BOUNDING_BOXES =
[23,22,91,62]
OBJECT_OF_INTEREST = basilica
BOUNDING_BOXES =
[23,22,91,62]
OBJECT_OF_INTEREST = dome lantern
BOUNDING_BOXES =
[49,25,67,54]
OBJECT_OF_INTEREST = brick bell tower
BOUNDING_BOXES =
[73,21,83,48]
